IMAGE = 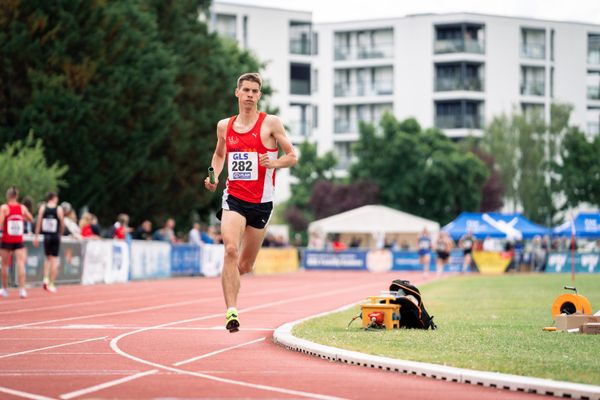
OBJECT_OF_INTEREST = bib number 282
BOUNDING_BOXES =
[228,152,258,181]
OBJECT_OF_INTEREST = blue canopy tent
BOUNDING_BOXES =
[488,213,550,239]
[442,212,507,241]
[552,212,600,238]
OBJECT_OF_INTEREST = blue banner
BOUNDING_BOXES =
[303,250,367,270]
[546,252,600,273]
[171,244,201,276]
[392,250,463,272]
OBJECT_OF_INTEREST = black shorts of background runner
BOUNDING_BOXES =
[436,250,450,262]
[0,242,24,250]
[217,194,272,229]
[43,235,61,257]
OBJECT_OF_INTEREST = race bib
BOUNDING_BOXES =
[418,239,430,250]
[7,219,24,236]
[42,218,58,233]
[228,152,258,181]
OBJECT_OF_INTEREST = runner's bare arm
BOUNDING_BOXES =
[0,205,5,228]
[34,204,45,236]
[205,119,228,191]
[259,115,297,169]
[58,206,65,236]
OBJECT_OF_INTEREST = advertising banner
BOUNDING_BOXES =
[130,240,171,279]
[546,252,600,273]
[392,250,463,272]
[254,248,299,275]
[200,244,225,277]
[171,244,201,276]
[303,250,367,270]
[472,251,512,274]
[81,240,129,285]
[20,237,83,286]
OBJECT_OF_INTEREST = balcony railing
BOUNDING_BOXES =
[435,77,484,92]
[588,86,600,100]
[290,79,311,95]
[288,119,312,136]
[435,114,483,129]
[334,43,394,61]
[334,80,394,97]
[520,43,546,59]
[290,39,312,55]
[521,81,545,96]
[588,51,600,65]
[434,38,485,54]
[587,122,599,136]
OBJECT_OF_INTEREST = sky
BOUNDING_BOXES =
[215,0,600,25]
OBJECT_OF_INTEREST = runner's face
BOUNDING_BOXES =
[235,81,261,109]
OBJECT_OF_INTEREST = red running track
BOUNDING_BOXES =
[0,271,543,399]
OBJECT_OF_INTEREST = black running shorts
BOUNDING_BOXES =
[43,235,61,257]
[217,194,273,229]
[0,242,24,251]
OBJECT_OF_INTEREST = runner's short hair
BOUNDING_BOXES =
[45,191,58,202]
[6,186,18,200]
[237,72,262,90]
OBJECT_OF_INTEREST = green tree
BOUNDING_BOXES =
[557,128,600,208]
[351,113,488,224]
[0,133,68,202]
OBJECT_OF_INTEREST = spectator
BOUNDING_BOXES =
[308,230,325,249]
[60,202,81,238]
[153,218,176,243]
[112,213,131,240]
[482,236,495,251]
[22,196,34,234]
[133,220,153,240]
[79,212,100,239]
[200,224,217,244]
[188,222,203,246]
[331,233,347,252]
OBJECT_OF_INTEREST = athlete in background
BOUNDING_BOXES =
[0,187,33,298]
[417,227,432,276]
[205,72,297,332]
[34,192,65,293]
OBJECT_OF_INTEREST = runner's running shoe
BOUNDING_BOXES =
[43,277,49,291]
[47,284,57,293]
[0,288,8,298]
[19,288,27,299]
[225,309,240,333]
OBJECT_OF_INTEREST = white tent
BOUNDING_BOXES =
[308,205,439,248]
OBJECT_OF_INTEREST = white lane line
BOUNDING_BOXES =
[105,282,383,400]
[173,337,266,366]
[60,337,267,399]
[0,386,56,400]
[0,337,107,360]
[0,283,307,332]
[11,325,275,332]
[59,370,159,400]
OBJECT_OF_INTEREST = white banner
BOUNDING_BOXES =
[82,240,131,285]
[130,240,171,279]
[201,244,224,277]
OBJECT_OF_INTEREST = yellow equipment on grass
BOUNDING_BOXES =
[360,292,400,330]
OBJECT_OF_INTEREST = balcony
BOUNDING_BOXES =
[589,51,600,65]
[334,43,393,61]
[290,39,312,55]
[436,114,483,129]
[521,81,545,96]
[334,80,394,97]
[435,77,484,91]
[334,119,356,133]
[521,43,546,60]
[288,119,312,137]
[434,38,484,54]
[587,122,599,136]
[588,86,600,100]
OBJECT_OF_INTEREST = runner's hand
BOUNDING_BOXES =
[259,153,276,168]
[204,176,218,192]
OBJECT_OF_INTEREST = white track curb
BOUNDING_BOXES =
[273,304,600,400]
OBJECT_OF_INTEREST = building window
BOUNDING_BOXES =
[588,34,600,64]
[289,21,312,55]
[520,28,546,59]
[434,62,484,91]
[334,103,392,133]
[334,142,353,170]
[289,103,312,137]
[290,63,311,95]
[243,15,248,49]
[334,28,393,61]
[435,100,483,129]
[520,66,545,96]
[434,23,485,54]
[334,66,393,97]
[215,14,237,41]
[587,71,600,100]
[521,103,545,122]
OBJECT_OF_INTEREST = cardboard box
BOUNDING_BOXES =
[580,323,600,335]
[554,314,600,331]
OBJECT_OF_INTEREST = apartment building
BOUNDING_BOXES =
[209,2,600,200]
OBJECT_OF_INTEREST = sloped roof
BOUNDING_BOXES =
[308,205,439,234]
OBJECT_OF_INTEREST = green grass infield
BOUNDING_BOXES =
[292,274,600,385]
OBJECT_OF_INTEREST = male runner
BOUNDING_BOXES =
[34,192,65,293]
[0,187,33,298]
[204,72,297,332]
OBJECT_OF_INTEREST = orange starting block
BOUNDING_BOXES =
[361,293,400,330]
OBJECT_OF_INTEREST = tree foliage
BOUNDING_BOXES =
[350,114,488,225]
[0,132,68,203]
[0,0,266,226]
[309,180,379,220]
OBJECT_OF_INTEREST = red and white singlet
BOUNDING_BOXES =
[224,112,278,203]
[2,203,25,244]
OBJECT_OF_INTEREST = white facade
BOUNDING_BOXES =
[209,3,600,201]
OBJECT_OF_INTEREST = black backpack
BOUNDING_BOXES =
[389,279,437,330]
